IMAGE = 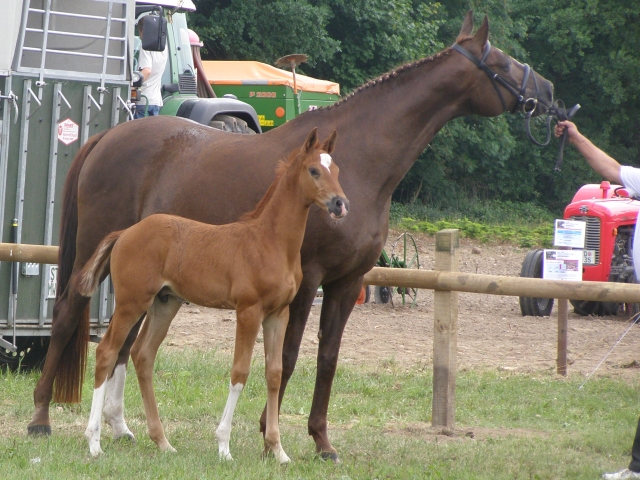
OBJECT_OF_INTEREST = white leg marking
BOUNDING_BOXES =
[103,364,134,441]
[215,382,244,461]
[85,382,107,457]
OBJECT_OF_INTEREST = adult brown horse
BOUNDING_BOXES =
[28,12,553,462]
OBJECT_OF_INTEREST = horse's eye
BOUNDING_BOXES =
[309,167,320,178]
[502,61,511,73]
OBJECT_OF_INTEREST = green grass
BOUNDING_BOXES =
[2,347,639,479]
[390,200,556,248]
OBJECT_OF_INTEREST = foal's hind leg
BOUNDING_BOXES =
[261,307,291,464]
[216,303,263,461]
[102,315,144,443]
[86,305,147,457]
[130,296,182,453]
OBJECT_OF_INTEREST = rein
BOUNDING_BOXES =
[452,41,580,171]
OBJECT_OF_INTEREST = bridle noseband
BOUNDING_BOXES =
[452,41,539,115]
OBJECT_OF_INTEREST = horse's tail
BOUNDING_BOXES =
[77,231,123,297]
[53,129,108,404]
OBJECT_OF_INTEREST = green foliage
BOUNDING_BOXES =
[189,0,340,65]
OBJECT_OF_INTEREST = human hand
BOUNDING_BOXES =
[554,120,580,145]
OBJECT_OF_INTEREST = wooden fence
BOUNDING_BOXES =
[4,231,640,429]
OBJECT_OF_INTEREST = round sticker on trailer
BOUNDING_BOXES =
[58,118,79,145]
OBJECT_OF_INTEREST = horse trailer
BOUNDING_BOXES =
[0,0,261,369]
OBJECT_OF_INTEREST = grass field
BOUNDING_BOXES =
[2,346,639,479]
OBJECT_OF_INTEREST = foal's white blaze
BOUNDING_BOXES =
[215,382,244,461]
[320,153,332,171]
[85,382,107,457]
[103,364,134,440]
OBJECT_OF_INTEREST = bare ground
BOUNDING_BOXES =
[165,230,640,381]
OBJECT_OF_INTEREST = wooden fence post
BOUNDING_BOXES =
[432,229,459,428]
[557,298,568,376]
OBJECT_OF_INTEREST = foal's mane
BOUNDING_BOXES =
[239,147,305,222]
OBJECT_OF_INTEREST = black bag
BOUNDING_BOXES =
[140,15,167,52]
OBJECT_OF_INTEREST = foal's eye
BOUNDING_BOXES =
[502,61,511,73]
[309,167,320,178]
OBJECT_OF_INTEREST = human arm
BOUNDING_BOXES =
[554,120,622,184]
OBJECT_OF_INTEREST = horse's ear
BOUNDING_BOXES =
[321,130,337,154]
[471,15,489,49]
[303,127,319,153]
[457,10,474,39]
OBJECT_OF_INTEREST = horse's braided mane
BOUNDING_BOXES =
[239,146,305,222]
[303,46,454,113]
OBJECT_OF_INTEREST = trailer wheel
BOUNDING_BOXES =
[0,336,49,372]
[209,114,256,134]
[519,249,554,316]
[374,286,391,304]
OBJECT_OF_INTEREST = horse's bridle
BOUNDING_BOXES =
[452,41,540,115]
[452,41,581,171]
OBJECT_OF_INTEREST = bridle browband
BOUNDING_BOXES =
[452,41,539,115]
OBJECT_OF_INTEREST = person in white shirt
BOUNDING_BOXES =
[134,16,168,118]
[557,120,640,480]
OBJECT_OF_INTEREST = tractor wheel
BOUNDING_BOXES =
[209,114,256,134]
[571,272,639,317]
[355,285,371,305]
[519,249,554,316]
[0,336,49,372]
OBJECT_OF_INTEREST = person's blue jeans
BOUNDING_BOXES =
[134,104,160,119]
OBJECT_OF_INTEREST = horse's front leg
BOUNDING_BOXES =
[216,303,263,461]
[308,275,363,462]
[259,278,318,436]
[102,315,144,443]
[261,307,291,464]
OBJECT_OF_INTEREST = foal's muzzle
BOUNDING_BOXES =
[327,196,349,219]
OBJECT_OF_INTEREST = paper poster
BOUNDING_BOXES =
[543,249,583,281]
[553,219,586,248]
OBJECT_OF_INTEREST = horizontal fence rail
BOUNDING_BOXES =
[0,243,58,264]
[363,267,640,303]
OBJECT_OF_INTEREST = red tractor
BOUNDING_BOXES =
[519,181,640,316]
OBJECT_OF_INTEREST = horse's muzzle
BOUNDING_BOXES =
[328,196,349,219]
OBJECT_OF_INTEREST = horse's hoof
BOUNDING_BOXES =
[319,451,341,464]
[27,424,52,436]
[114,432,136,444]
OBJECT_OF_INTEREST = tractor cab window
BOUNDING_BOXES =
[169,12,195,77]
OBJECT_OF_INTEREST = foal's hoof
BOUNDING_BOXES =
[319,451,341,464]
[27,424,52,436]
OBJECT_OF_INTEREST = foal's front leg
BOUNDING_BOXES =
[216,304,263,461]
[261,307,291,464]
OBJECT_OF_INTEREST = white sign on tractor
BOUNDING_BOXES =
[57,118,79,145]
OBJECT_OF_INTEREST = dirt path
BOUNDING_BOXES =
[165,231,640,380]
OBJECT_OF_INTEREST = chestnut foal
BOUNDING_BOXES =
[77,128,348,463]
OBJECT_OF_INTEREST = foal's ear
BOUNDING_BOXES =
[471,15,490,50]
[303,127,319,153]
[321,130,337,154]
[458,10,474,39]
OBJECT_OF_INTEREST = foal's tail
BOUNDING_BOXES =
[77,231,123,297]
[53,130,108,404]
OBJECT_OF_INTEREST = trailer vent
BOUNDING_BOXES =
[179,74,197,95]
[568,215,601,264]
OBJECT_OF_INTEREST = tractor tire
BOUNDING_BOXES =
[570,272,638,317]
[519,249,554,316]
[0,336,49,372]
[209,114,256,134]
